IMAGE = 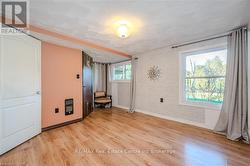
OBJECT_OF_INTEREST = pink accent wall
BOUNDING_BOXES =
[42,42,82,128]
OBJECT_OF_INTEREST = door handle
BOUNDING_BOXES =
[36,91,41,95]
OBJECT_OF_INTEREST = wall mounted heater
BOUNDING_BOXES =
[65,99,74,115]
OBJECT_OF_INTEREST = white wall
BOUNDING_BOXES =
[111,82,130,108]
[248,28,250,135]
[112,34,250,131]
[135,39,228,129]
[114,38,226,129]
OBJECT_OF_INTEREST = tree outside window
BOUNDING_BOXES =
[183,48,227,106]
[112,62,131,81]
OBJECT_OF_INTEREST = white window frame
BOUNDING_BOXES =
[179,45,227,110]
[111,61,131,82]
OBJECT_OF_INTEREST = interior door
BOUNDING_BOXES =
[0,34,41,155]
[82,52,93,118]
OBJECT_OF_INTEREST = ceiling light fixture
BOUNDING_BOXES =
[114,20,131,38]
[109,17,141,39]
[117,24,129,38]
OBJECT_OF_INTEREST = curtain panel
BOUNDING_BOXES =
[214,27,249,143]
[93,63,107,92]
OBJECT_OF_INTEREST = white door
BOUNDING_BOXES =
[0,33,41,155]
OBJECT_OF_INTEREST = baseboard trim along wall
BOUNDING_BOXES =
[135,109,208,129]
[42,118,82,131]
[113,105,130,110]
[113,105,212,130]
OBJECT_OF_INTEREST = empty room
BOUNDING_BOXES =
[0,0,250,165]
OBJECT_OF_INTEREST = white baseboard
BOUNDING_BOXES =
[113,105,129,110]
[135,109,209,129]
[113,106,212,130]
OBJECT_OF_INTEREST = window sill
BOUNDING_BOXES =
[111,80,131,83]
[179,101,222,111]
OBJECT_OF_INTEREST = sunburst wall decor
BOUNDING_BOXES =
[147,65,161,81]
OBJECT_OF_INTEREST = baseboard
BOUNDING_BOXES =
[42,118,82,131]
[113,105,129,110]
[112,106,210,129]
[135,109,208,129]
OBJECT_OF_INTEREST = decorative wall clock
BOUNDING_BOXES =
[147,65,161,81]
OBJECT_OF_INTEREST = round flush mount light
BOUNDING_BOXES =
[115,20,131,38]
[117,24,129,38]
[110,18,141,39]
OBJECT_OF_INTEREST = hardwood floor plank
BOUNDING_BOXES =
[1,107,250,166]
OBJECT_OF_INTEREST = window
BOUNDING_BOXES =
[180,47,227,108]
[112,62,131,81]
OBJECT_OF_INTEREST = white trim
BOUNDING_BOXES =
[179,45,227,110]
[135,109,208,129]
[113,105,129,110]
[113,60,131,66]
[179,46,227,57]
[111,80,131,83]
[178,42,227,55]
[179,101,221,110]
[113,106,218,130]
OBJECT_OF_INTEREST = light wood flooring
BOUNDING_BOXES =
[0,107,250,166]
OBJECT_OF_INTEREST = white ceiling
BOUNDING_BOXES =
[29,0,250,62]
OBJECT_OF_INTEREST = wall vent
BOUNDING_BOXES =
[65,99,74,115]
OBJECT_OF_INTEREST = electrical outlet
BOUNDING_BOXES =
[160,98,164,103]
[55,108,59,113]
